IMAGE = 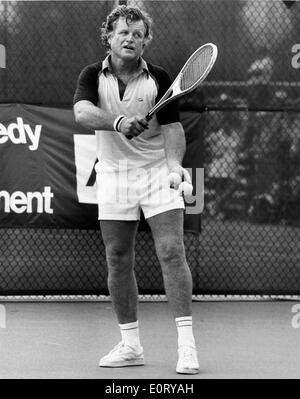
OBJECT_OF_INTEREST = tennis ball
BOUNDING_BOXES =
[179,181,193,198]
[168,172,182,189]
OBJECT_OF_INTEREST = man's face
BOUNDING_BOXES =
[108,17,146,62]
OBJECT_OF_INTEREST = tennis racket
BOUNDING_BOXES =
[126,42,218,139]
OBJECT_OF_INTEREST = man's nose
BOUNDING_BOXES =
[126,32,134,42]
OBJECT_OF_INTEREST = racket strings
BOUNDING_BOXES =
[180,46,214,91]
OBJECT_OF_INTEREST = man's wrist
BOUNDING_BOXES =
[168,161,182,171]
[113,115,126,133]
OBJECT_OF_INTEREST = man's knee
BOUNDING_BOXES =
[155,238,185,265]
[105,243,134,275]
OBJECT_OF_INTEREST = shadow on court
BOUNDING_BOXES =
[0,301,299,379]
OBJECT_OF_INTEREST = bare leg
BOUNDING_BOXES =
[100,220,139,324]
[146,209,193,317]
[146,209,199,374]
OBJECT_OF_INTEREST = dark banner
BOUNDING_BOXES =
[0,104,203,231]
[0,104,99,228]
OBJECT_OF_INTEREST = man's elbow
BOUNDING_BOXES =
[73,104,85,125]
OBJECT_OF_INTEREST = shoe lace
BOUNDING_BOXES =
[180,346,197,364]
[109,342,125,355]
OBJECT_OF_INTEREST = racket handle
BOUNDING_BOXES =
[145,113,152,122]
[125,114,152,140]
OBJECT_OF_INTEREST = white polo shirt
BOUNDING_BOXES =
[74,56,180,172]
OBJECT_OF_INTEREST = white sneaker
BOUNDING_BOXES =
[176,345,199,374]
[99,342,144,368]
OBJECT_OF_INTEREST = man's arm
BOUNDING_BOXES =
[74,100,118,131]
[161,122,191,185]
[74,100,148,136]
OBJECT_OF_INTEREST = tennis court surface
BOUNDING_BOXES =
[0,300,299,379]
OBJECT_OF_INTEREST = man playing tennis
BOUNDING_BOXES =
[73,5,199,374]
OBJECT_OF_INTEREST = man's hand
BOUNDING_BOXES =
[168,165,192,189]
[168,165,193,199]
[119,115,149,137]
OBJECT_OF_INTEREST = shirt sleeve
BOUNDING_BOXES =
[73,63,101,106]
[148,64,180,125]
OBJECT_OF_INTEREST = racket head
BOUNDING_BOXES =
[147,43,218,120]
[178,43,218,93]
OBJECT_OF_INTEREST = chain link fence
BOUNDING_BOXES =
[0,0,299,103]
[0,228,201,295]
[0,0,300,296]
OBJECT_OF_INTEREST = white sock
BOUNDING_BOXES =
[175,316,196,348]
[119,321,141,348]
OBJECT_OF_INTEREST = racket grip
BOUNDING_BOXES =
[145,113,152,122]
[126,115,152,140]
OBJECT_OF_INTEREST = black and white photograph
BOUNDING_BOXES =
[0,0,300,393]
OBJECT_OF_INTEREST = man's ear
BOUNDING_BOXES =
[107,32,113,47]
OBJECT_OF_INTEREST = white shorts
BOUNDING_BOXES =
[96,160,185,221]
